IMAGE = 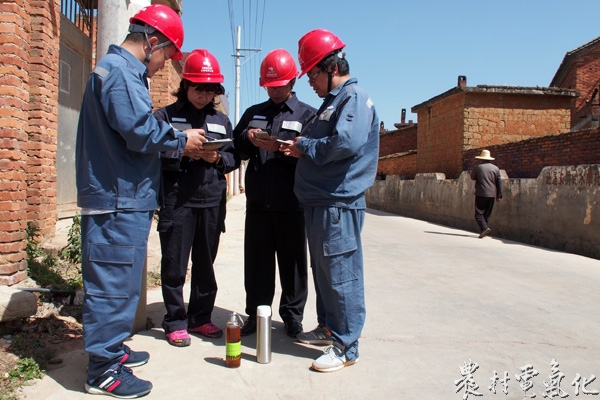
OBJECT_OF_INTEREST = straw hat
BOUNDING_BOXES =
[475,149,495,160]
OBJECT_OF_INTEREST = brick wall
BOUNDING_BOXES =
[150,60,182,111]
[379,124,417,157]
[28,0,59,236]
[416,93,465,178]
[557,45,600,126]
[414,87,575,179]
[0,0,31,285]
[378,152,417,179]
[464,93,572,149]
[463,127,600,178]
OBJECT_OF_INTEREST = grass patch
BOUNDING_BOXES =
[0,358,43,399]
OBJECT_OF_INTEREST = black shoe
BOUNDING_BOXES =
[241,317,256,336]
[284,320,303,338]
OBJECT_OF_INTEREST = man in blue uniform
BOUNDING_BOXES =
[75,5,203,398]
[282,29,380,372]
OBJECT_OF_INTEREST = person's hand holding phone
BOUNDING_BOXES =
[248,128,279,152]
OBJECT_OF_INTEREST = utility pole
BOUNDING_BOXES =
[230,26,260,196]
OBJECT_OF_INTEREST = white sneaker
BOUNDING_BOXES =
[311,344,358,372]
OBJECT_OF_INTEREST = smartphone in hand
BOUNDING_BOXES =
[255,130,270,139]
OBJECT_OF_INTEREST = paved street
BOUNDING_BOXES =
[19,194,600,400]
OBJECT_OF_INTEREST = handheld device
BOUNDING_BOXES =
[255,130,270,139]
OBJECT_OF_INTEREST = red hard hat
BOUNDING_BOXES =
[181,49,224,83]
[259,49,298,87]
[130,4,184,60]
[297,29,345,77]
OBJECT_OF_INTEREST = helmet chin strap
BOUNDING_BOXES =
[323,51,345,93]
[129,23,171,65]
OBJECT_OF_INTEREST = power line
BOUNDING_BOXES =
[226,1,267,115]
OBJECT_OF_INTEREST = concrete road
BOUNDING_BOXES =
[19,194,600,400]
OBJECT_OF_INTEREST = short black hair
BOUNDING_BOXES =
[125,30,170,47]
[318,52,349,76]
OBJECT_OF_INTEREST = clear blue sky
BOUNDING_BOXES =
[180,1,599,129]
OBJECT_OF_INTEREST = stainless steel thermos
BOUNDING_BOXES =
[256,305,272,364]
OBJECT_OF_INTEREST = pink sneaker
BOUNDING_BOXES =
[165,329,191,347]
[189,322,223,338]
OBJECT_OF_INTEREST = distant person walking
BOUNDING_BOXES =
[470,150,502,238]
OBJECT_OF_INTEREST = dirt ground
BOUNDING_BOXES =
[0,272,164,396]
[0,282,83,396]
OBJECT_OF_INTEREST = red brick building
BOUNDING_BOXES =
[378,112,417,179]
[379,37,600,182]
[411,83,576,179]
[550,36,600,130]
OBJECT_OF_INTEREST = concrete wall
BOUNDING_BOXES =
[366,164,600,260]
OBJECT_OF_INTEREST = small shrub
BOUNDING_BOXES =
[147,270,162,288]
[59,213,81,265]
[25,223,44,260]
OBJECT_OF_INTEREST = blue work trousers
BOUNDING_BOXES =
[304,206,366,361]
[81,211,153,382]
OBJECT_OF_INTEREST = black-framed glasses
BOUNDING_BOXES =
[307,68,323,83]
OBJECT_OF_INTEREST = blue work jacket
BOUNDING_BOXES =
[294,78,380,208]
[76,44,187,211]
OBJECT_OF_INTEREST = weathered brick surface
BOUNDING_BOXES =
[378,152,417,179]
[0,0,31,285]
[151,59,182,111]
[463,128,600,178]
[413,87,575,178]
[379,124,417,157]
[415,93,465,178]
[0,269,28,286]
[551,38,600,127]
[27,0,59,237]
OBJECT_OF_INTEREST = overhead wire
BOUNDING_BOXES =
[226,0,267,118]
